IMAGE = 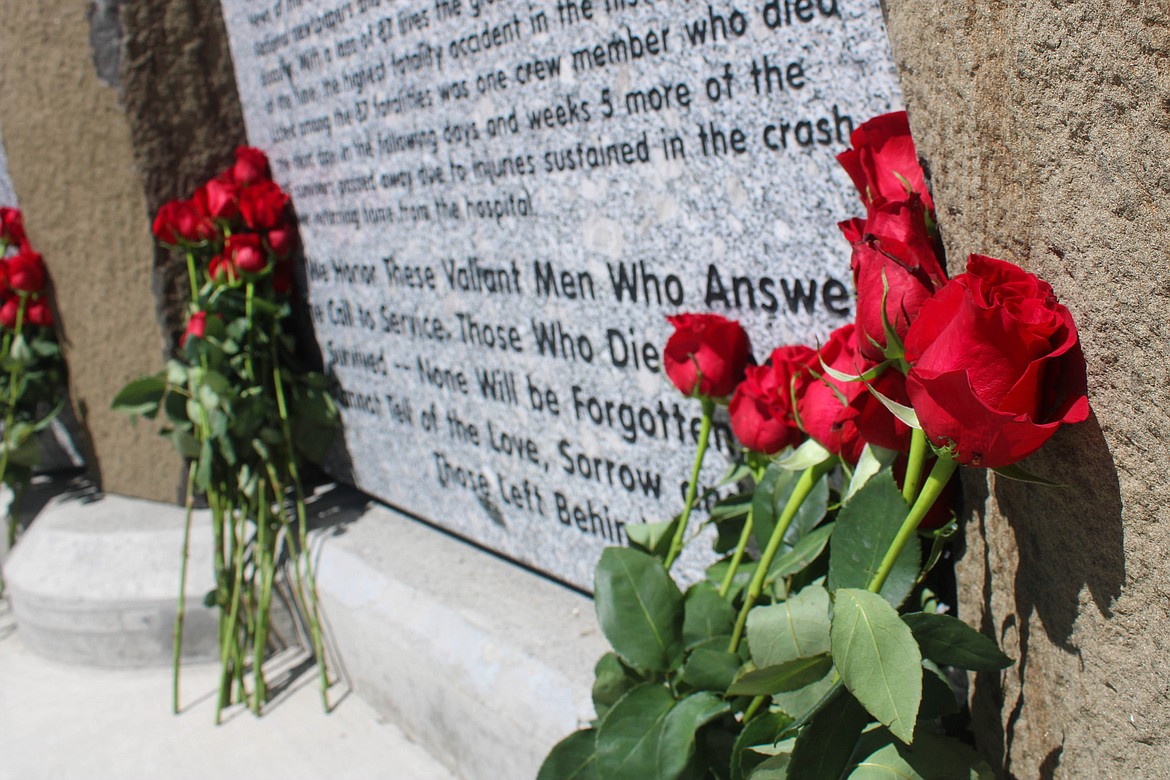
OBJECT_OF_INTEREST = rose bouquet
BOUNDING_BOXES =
[113,147,338,721]
[0,208,63,553]
[540,112,1089,779]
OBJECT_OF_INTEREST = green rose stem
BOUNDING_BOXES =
[728,458,834,654]
[718,463,766,598]
[185,251,199,304]
[1,295,28,549]
[901,428,928,504]
[252,477,274,713]
[271,339,331,706]
[868,455,959,594]
[172,460,197,714]
[664,396,715,571]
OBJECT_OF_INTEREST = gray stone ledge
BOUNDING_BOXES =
[2,482,606,780]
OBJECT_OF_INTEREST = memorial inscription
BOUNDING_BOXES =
[220,0,904,589]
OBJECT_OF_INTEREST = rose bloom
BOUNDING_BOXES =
[663,313,752,399]
[840,195,947,361]
[904,254,1090,467]
[266,226,295,258]
[153,198,213,244]
[0,296,18,329]
[180,311,208,347]
[843,364,913,454]
[225,233,267,274]
[0,207,26,247]
[795,324,867,464]
[26,296,53,328]
[202,177,240,221]
[6,249,46,293]
[239,181,289,231]
[271,260,292,295]
[729,345,815,454]
[837,111,934,214]
[232,146,271,186]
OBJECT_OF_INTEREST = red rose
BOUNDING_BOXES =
[796,324,866,464]
[208,254,235,284]
[841,195,947,361]
[180,311,208,347]
[0,208,26,247]
[663,313,752,399]
[202,177,239,221]
[26,296,53,327]
[239,181,289,231]
[837,111,934,214]
[6,249,46,293]
[271,260,292,295]
[266,226,295,258]
[153,199,214,244]
[225,234,267,274]
[231,146,271,186]
[843,364,913,453]
[904,254,1090,467]
[0,296,18,329]
[729,345,816,454]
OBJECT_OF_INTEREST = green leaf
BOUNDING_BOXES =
[751,465,788,552]
[656,692,731,778]
[111,374,166,416]
[774,439,833,472]
[706,560,756,602]
[593,685,676,780]
[9,334,32,367]
[844,730,996,779]
[767,525,834,584]
[901,613,1013,671]
[683,582,736,648]
[681,640,742,692]
[732,711,792,780]
[728,655,834,696]
[843,445,898,503]
[710,490,752,520]
[748,754,792,779]
[168,429,201,459]
[773,670,838,722]
[919,660,959,720]
[828,471,920,608]
[786,686,870,780]
[746,585,831,668]
[593,653,643,720]
[627,517,680,559]
[782,473,830,549]
[863,379,921,430]
[831,589,922,744]
[595,548,684,673]
[539,729,599,780]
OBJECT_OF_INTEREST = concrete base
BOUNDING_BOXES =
[2,481,607,780]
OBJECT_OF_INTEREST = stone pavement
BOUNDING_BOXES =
[0,601,458,780]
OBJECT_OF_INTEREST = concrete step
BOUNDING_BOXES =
[1,481,606,780]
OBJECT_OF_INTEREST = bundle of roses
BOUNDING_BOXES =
[0,208,64,554]
[113,147,338,721]
[540,112,1089,780]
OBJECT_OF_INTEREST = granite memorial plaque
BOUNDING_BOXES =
[219,0,904,589]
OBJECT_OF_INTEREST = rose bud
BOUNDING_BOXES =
[208,254,236,284]
[0,296,18,329]
[239,180,289,231]
[0,207,26,247]
[729,345,815,454]
[225,234,267,275]
[837,110,933,214]
[180,311,208,348]
[663,313,752,399]
[7,249,46,293]
[271,260,293,295]
[841,196,947,361]
[796,324,866,464]
[904,254,1091,468]
[266,226,295,258]
[26,296,53,328]
[202,176,240,221]
[231,146,271,186]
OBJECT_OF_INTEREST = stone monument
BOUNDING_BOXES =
[219,0,904,589]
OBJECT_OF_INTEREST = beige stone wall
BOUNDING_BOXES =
[0,1,179,501]
[885,2,1170,777]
